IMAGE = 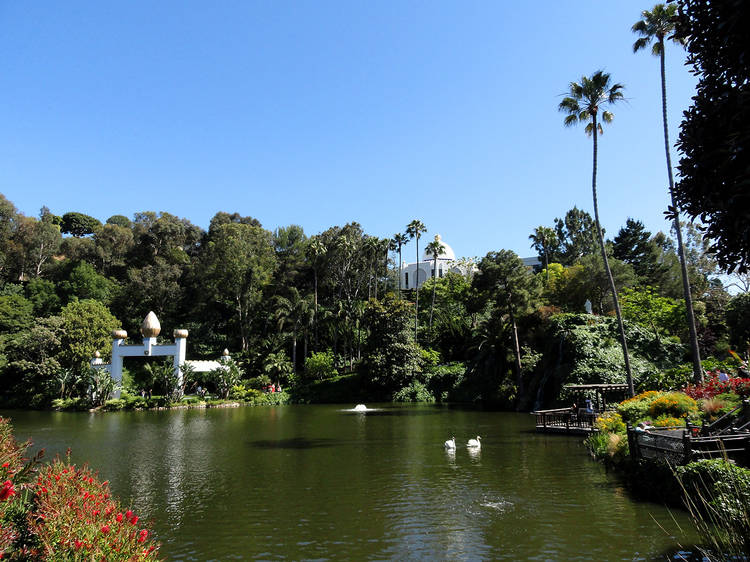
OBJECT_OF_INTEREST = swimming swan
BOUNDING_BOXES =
[467,436,481,448]
[444,436,456,449]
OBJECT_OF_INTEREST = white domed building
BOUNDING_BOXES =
[401,235,473,290]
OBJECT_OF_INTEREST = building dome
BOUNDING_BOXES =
[422,234,456,261]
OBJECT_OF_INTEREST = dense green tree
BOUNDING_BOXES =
[58,261,116,305]
[726,294,750,354]
[559,70,634,395]
[577,254,638,316]
[0,194,19,281]
[529,226,558,279]
[93,223,134,276]
[361,297,421,393]
[60,212,102,237]
[633,3,703,384]
[24,278,61,317]
[612,219,664,283]
[473,250,540,398]
[200,223,276,351]
[131,211,202,266]
[553,207,598,265]
[620,286,683,343]
[59,299,119,369]
[0,294,34,334]
[105,214,132,228]
[674,0,750,274]
[272,225,308,295]
[0,316,64,404]
[406,220,427,341]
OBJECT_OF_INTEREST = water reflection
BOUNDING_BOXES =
[2,406,703,560]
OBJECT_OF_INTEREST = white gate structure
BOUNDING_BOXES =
[91,311,229,398]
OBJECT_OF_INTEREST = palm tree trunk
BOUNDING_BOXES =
[313,268,319,352]
[660,42,703,384]
[592,113,634,397]
[508,306,523,398]
[429,256,437,329]
[415,237,420,342]
[291,335,297,374]
[397,247,402,298]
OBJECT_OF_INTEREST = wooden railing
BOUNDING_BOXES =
[534,408,597,433]
[700,400,750,436]
[628,425,750,465]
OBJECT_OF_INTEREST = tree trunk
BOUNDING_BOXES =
[592,113,634,397]
[660,41,703,384]
[415,237,420,343]
[313,268,319,352]
[291,334,297,374]
[508,305,523,398]
[397,247,402,298]
[429,256,437,329]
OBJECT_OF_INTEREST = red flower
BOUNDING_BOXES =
[125,510,133,520]
[116,513,123,523]
[100,525,110,534]
[0,480,15,501]
[130,515,139,525]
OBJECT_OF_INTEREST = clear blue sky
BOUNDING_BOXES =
[0,1,697,261]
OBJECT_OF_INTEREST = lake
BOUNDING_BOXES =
[3,404,698,560]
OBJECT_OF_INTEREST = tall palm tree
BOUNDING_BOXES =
[559,70,634,397]
[424,235,446,330]
[392,232,409,298]
[633,3,702,384]
[275,288,313,373]
[305,237,326,352]
[406,220,427,341]
[529,225,557,282]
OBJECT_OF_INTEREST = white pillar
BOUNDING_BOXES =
[173,329,189,388]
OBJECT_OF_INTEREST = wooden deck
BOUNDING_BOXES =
[534,408,597,435]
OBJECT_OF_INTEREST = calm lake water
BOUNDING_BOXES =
[2,404,699,560]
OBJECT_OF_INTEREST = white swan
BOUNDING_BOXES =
[467,436,481,449]
[354,404,368,411]
[444,436,456,449]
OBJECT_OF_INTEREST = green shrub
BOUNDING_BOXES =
[585,431,628,463]
[676,459,750,557]
[122,393,148,409]
[303,351,337,380]
[393,381,435,403]
[51,397,88,411]
[419,347,441,370]
[103,398,126,411]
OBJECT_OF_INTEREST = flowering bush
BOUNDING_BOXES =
[594,412,626,434]
[684,372,750,400]
[31,457,159,560]
[652,415,683,428]
[617,390,662,424]
[0,417,160,560]
[647,392,698,420]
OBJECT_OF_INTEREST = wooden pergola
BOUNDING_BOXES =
[564,383,630,413]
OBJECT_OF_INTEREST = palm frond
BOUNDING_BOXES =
[601,110,614,124]
[563,114,579,127]
[632,36,650,53]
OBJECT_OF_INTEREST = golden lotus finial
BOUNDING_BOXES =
[141,311,161,338]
